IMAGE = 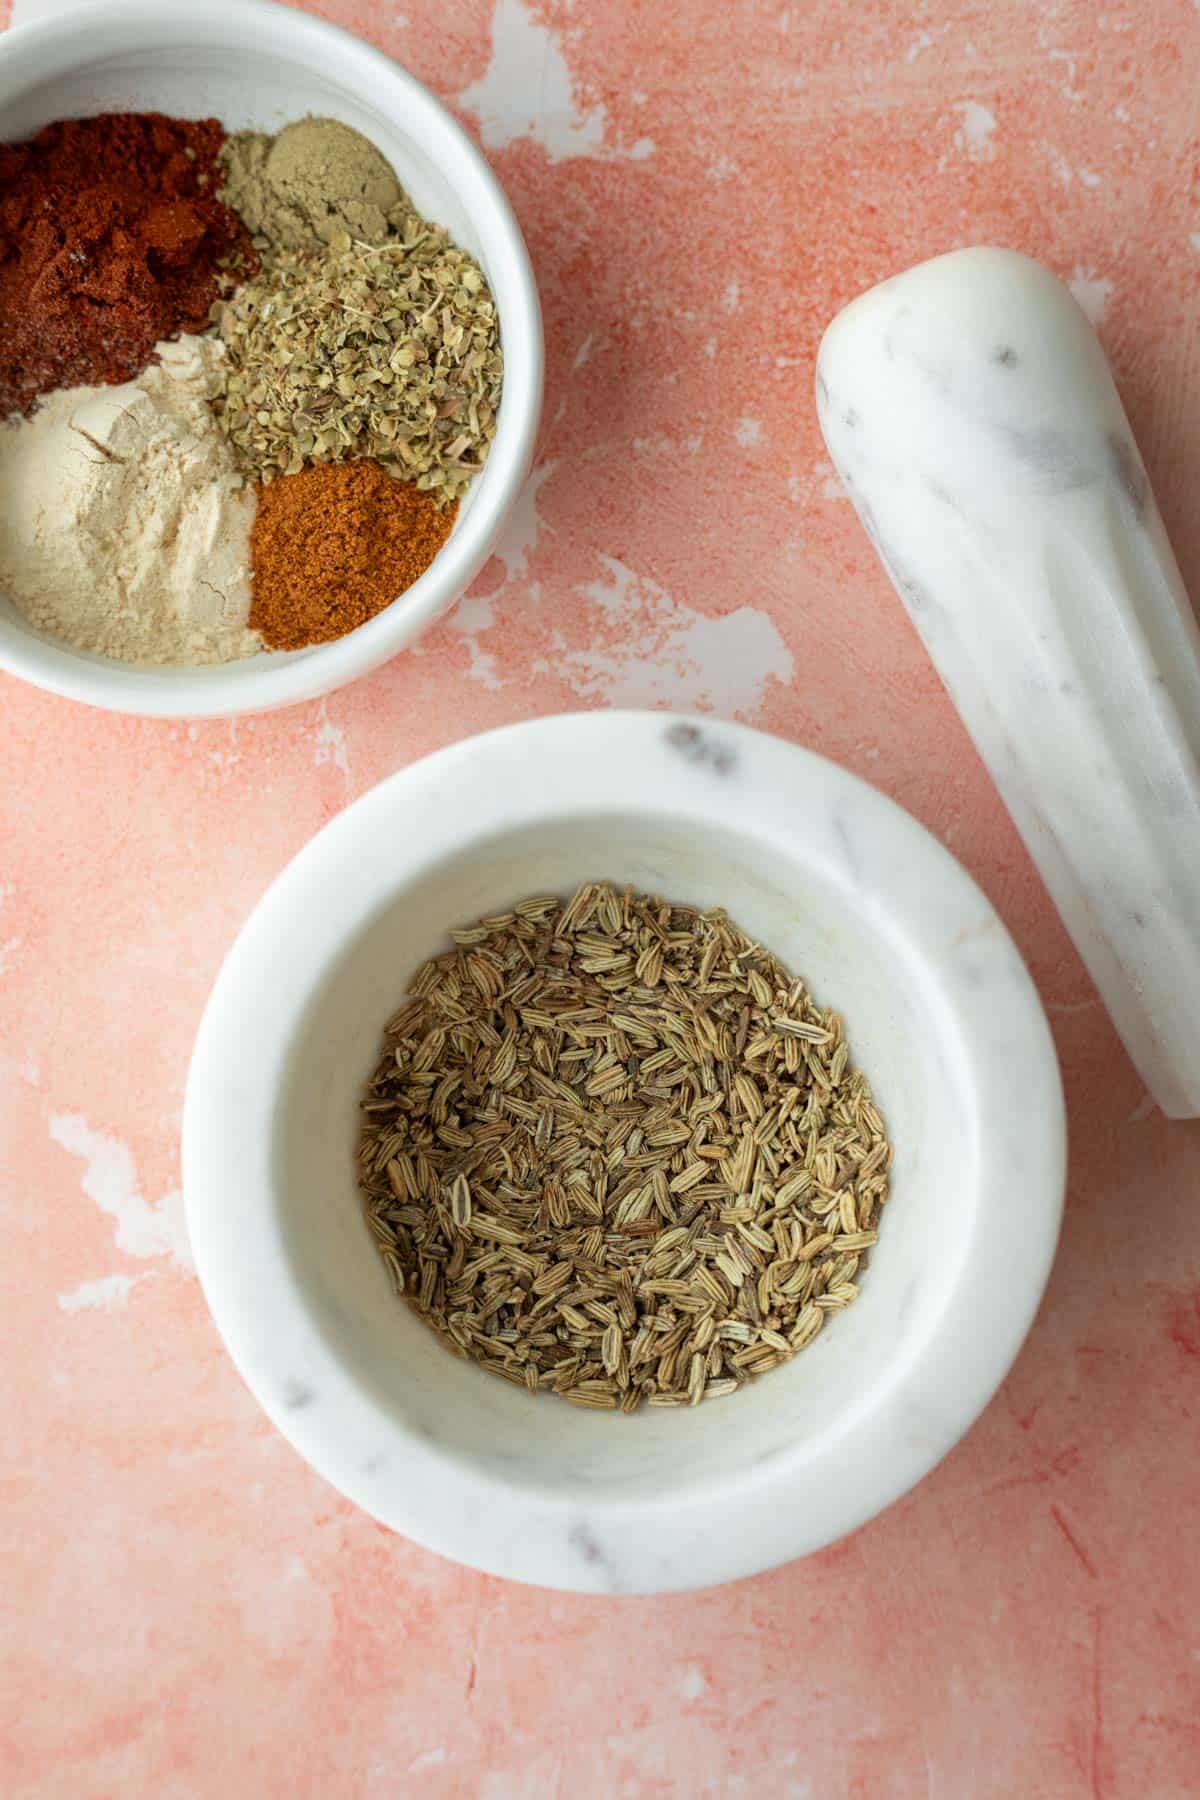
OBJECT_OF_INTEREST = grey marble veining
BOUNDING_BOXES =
[818,246,1200,1119]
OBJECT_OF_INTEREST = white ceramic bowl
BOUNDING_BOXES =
[184,713,1066,1593]
[0,0,542,717]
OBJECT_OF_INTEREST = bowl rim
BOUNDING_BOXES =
[182,711,1067,1593]
[0,0,543,719]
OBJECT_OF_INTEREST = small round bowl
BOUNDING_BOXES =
[0,0,542,717]
[183,713,1066,1593]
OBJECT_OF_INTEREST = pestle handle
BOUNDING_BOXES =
[818,247,1200,1118]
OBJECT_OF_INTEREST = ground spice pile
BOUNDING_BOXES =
[212,214,502,498]
[219,115,405,251]
[250,459,457,649]
[357,884,891,1413]
[0,112,254,419]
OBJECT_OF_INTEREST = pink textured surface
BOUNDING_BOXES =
[2,1,1200,1794]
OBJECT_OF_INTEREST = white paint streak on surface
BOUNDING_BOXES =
[451,594,503,690]
[492,460,558,584]
[450,463,557,686]
[408,1749,448,1773]
[313,699,350,779]
[735,417,762,448]
[58,1274,142,1313]
[907,29,935,61]
[562,557,793,717]
[634,432,682,455]
[954,101,997,159]
[1069,270,1113,324]
[679,1665,708,1699]
[460,0,653,161]
[49,1113,192,1269]
[205,718,241,777]
[0,882,21,976]
[479,1755,564,1800]
[460,0,603,157]
[1047,49,1084,103]
[1053,156,1103,193]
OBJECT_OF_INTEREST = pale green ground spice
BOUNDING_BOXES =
[219,115,406,252]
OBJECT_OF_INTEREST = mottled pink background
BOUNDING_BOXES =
[2,1,1200,1794]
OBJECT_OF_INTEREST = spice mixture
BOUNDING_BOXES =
[250,460,457,648]
[0,111,500,666]
[357,885,890,1413]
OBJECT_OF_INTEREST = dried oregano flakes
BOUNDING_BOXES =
[357,884,891,1413]
[209,211,502,501]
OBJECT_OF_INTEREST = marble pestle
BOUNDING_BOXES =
[818,246,1200,1118]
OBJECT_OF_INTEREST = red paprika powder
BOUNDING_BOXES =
[0,112,256,418]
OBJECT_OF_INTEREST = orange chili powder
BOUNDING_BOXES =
[249,460,458,650]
